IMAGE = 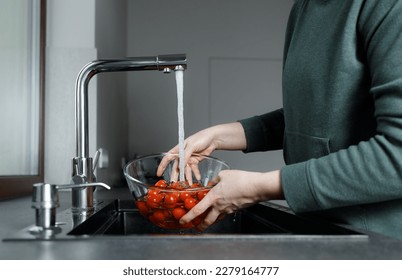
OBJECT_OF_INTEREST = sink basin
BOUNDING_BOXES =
[4,199,366,241]
[68,200,365,238]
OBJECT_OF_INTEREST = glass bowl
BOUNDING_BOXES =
[123,153,230,229]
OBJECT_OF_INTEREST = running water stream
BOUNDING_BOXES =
[175,68,185,182]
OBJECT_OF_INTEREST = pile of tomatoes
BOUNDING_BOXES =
[135,179,211,229]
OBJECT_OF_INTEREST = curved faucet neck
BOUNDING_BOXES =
[74,54,187,158]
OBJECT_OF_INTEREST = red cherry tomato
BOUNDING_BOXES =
[180,221,194,229]
[192,212,208,226]
[146,193,163,208]
[163,209,171,218]
[197,190,209,200]
[171,191,181,200]
[170,181,181,189]
[136,201,149,216]
[179,191,192,202]
[152,210,166,223]
[172,207,187,220]
[149,215,158,225]
[191,182,202,188]
[147,189,161,198]
[164,193,178,208]
[184,197,197,210]
[155,179,167,188]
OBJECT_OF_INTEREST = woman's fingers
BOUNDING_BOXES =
[179,186,231,232]
[180,191,213,225]
[158,145,204,183]
[169,158,180,182]
[156,152,177,176]
[189,161,201,181]
[185,164,193,185]
[195,207,222,231]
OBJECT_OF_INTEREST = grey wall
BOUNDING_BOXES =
[126,0,293,171]
[95,0,129,186]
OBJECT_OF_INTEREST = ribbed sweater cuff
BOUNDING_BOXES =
[281,161,321,213]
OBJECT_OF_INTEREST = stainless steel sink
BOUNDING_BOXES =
[4,199,366,241]
[69,200,366,237]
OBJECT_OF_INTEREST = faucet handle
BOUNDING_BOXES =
[92,149,101,173]
[56,182,111,190]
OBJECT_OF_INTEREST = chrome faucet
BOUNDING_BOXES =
[72,54,187,213]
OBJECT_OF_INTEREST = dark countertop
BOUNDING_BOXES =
[1,187,402,260]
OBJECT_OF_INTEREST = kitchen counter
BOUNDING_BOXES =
[1,187,402,260]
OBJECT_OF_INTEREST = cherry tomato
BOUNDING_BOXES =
[147,189,161,198]
[146,193,163,208]
[191,182,202,188]
[164,193,178,208]
[172,207,187,220]
[170,181,182,189]
[181,222,194,229]
[192,212,207,226]
[179,191,192,202]
[170,191,181,200]
[152,210,166,223]
[184,197,197,210]
[197,190,209,200]
[163,209,171,218]
[149,213,167,226]
[136,201,149,216]
[155,179,167,188]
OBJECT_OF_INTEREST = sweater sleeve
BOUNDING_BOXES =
[238,109,285,153]
[282,0,402,212]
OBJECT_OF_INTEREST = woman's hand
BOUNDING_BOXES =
[157,122,247,177]
[155,121,284,231]
[180,169,284,231]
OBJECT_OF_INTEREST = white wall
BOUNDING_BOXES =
[45,0,97,184]
[126,0,293,171]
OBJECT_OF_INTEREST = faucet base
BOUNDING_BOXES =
[71,156,95,211]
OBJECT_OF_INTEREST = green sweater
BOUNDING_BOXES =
[239,0,402,240]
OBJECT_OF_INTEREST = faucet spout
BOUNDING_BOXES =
[72,54,187,212]
[75,54,187,158]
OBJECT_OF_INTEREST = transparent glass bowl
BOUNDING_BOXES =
[123,153,230,229]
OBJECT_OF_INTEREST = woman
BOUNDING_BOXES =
[158,0,402,240]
